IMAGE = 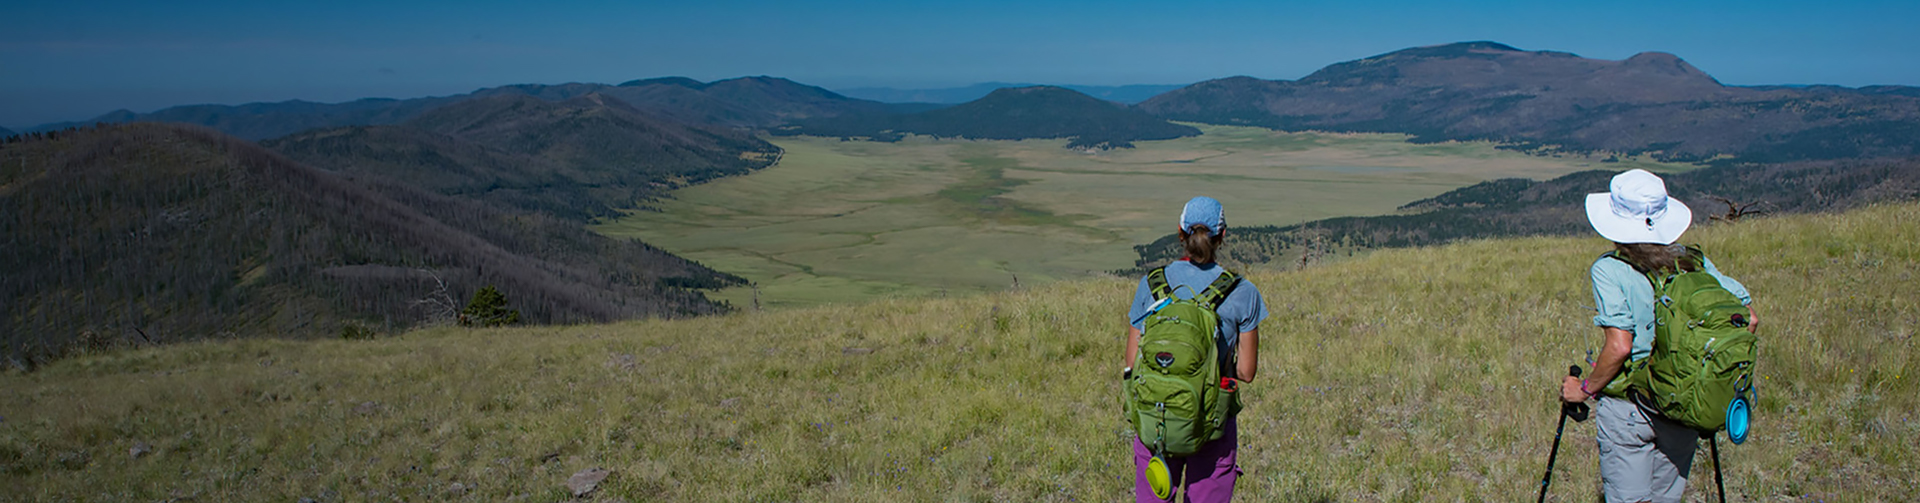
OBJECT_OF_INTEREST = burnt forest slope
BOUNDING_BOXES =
[1,124,742,365]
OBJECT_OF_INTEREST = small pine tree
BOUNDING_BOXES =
[459,285,521,327]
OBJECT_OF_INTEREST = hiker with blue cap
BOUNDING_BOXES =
[1122,196,1269,503]
[1556,169,1760,503]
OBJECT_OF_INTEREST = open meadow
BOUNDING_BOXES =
[5,203,1912,502]
[592,125,1692,309]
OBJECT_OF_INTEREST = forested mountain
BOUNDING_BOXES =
[266,93,781,220]
[29,77,905,139]
[1139,41,1920,163]
[27,97,469,141]
[608,76,913,127]
[838,82,1185,104]
[1129,158,1920,271]
[776,86,1201,148]
[1,124,743,365]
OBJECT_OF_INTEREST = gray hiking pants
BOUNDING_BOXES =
[1595,396,1699,503]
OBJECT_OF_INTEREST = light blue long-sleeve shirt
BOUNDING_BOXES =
[1591,254,1752,361]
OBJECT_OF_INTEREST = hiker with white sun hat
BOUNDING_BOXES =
[1556,169,1759,503]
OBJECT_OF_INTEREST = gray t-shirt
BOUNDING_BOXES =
[1128,260,1270,375]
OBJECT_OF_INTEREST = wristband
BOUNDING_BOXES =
[1580,379,1595,398]
[1123,367,1132,380]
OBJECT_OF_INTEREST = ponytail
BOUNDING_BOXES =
[1181,224,1223,265]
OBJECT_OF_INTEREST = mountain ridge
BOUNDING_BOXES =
[1139,41,1920,163]
[776,85,1200,149]
[265,92,781,221]
[26,76,902,139]
[837,82,1186,104]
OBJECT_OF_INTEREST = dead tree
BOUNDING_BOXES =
[1708,196,1770,222]
[413,269,460,325]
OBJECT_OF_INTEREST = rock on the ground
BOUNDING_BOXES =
[568,467,612,497]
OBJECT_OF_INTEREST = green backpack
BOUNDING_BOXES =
[1602,246,1758,433]
[1126,266,1242,457]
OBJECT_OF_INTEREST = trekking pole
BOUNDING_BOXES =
[1538,365,1589,503]
[1709,433,1727,503]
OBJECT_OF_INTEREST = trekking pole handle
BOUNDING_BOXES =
[1566,365,1590,422]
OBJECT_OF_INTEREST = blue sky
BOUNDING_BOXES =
[3,0,1916,128]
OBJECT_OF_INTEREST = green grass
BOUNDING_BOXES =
[592,125,1697,309]
[6,202,1913,501]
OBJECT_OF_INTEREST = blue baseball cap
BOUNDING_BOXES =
[1178,196,1224,236]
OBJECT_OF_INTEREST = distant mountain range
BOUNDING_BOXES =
[1138,41,1920,163]
[837,82,1186,104]
[266,93,781,220]
[27,43,1918,163]
[27,76,914,140]
[0,126,13,137]
[2,123,745,364]
[775,86,1200,149]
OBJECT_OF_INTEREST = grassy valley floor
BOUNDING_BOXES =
[4,203,1913,501]
[591,125,1693,309]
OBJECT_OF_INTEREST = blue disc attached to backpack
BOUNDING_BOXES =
[1726,396,1750,445]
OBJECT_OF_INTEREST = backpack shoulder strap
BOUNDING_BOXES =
[1146,266,1175,301]
[1680,244,1707,271]
[1195,269,1242,310]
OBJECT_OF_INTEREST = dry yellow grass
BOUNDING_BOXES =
[3,203,1914,502]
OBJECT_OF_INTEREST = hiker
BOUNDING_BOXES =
[1124,196,1269,503]
[1559,169,1757,503]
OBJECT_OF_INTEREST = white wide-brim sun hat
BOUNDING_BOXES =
[1584,169,1692,244]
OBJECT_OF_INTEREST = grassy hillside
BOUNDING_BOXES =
[3,203,1915,501]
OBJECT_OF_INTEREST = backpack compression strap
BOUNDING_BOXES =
[1146,267,1175,301]
[1195,270,1242,310]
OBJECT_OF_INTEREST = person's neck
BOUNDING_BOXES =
[1178,257,1217,268]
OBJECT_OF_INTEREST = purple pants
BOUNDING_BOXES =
[1132,418,1239,503]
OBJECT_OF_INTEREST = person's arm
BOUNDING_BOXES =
[1235,328,1259,382]
[1701,258,1760,333]
[1124,326,1142,377]
[1563,326,1632,403]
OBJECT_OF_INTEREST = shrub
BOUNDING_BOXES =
[459,285,521,327]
